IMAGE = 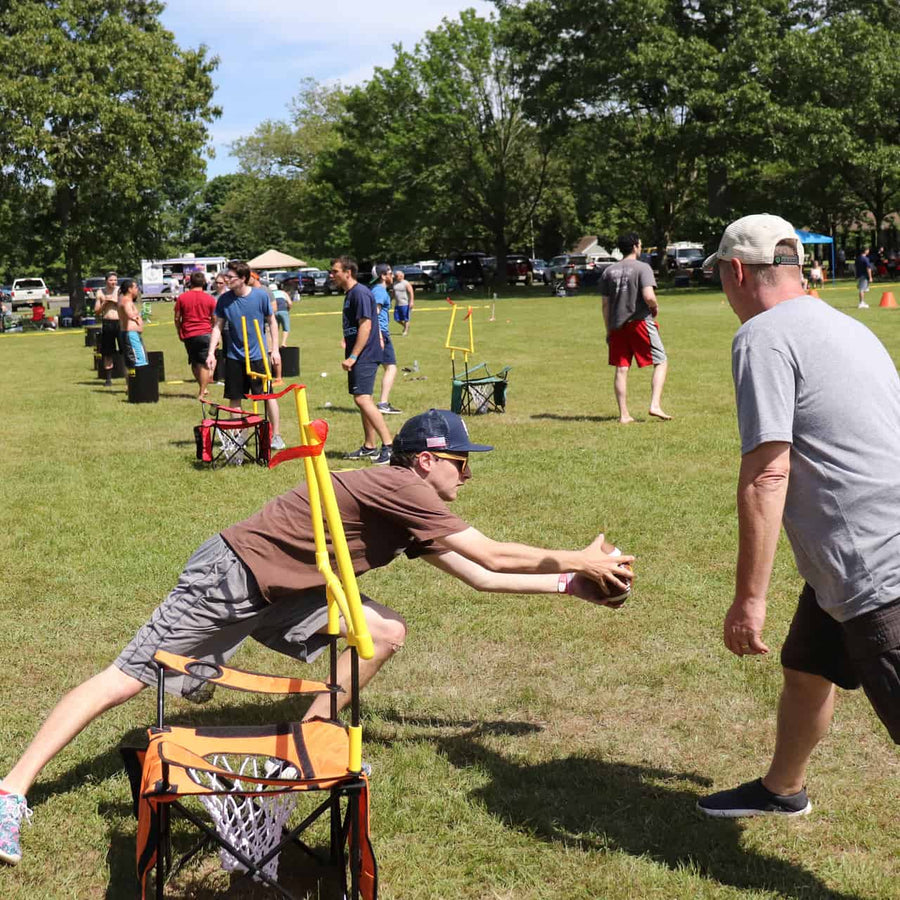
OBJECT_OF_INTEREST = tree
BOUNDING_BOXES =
[309,11,565,277]
[0,0,220,297]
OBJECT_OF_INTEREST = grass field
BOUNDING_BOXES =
[0,281,898,899]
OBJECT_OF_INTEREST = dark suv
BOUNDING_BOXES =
[506,254,534,285]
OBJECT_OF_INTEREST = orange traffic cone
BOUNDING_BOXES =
[880,292,897,308]
[807,289,820,297]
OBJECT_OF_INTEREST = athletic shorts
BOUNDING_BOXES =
[394,305,410,323]
[608,319,666,368]
[347,360,379,396]
[123,331,148,367]
[114,535,349,698]
[101,318,120,357]
[781,584,900,743]
[183,334,211,367]
[381,332,397,366]
[224,355,265,401]
[858,277,870,293]
[275,310,291,333]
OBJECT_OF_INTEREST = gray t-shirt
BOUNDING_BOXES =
[600,258,657,331]
[733,296,900,621]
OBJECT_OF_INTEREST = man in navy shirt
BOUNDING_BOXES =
[333,256,393,464]
[855,247,874,309]
[206,260,284,449]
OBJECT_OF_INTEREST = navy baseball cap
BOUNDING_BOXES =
[374,263,391,278]
[394,409,493,453]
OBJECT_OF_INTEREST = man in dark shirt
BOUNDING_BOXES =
[333,256,394,464]
[0,409,635,865]
[600,233,672,423]
[855,247,874,309]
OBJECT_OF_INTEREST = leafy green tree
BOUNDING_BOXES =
[309,11,565,278]
[0,0,220,297]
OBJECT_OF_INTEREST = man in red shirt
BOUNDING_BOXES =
[174,271,217,399]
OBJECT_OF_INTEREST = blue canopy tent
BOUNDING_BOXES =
[794,229,835,284]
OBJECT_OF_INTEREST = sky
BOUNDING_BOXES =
[159,0,495,180]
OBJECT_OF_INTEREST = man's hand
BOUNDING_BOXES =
[723,597,769,656]
[580,533,635,595]
[341,357,355,371]
[568,573,629,608]
[269,348,281,369]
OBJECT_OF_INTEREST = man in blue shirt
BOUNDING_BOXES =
[333,256,393,464]
[855,247,874,309]
[205,260,284,450]
[372,264,402,416]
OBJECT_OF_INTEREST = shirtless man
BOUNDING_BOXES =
[117,279,148,368]
[93,272,121,386]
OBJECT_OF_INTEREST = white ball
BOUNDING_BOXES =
[323,401,333,408]
[320,371,327,377]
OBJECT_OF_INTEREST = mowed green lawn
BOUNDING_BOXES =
[0,282,898,899]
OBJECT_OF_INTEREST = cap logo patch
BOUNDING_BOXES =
[426,437,447,448]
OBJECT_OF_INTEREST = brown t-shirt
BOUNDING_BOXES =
[220,466,468,602]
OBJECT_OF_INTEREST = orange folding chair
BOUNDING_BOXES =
[124,384,377,898]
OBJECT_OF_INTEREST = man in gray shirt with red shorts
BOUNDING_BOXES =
[699,214,900,818]
[600,233,671,423]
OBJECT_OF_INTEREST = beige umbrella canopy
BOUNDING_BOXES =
[246,249,307,269]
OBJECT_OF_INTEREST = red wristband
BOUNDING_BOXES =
[557,573,574,594]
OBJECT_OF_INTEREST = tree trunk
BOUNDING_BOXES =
[57,185,85,310]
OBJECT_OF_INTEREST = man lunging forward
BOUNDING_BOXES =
[0,408,633,866]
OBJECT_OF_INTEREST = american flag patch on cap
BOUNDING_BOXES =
[426,436,447,448]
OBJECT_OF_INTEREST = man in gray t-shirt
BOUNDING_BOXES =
[698,213,900,821]
[600,233,671,423]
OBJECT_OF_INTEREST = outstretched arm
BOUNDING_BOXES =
[424,550,628,606]
[434,527,634,595]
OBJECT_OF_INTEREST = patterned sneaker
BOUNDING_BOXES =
[697,778,812,818]
[376,402,403,415]
[0,791,32,865]
[344,445,378,460]
[372,444,392,466]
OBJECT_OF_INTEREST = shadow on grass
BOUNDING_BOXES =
[430,735,860,900]
[531,413,621,423]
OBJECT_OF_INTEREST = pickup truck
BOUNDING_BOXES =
[10,277,50,310]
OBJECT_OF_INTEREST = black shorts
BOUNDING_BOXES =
[347,360,379,396]
[101,318,120,356]
[381,332,397,366]
[224,355,265,401]
[782,584,900,743]
[183,334,211,367]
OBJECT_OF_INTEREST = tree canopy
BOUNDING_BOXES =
[0,0,219,291]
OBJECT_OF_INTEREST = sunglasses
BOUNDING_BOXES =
[433,451,471,476]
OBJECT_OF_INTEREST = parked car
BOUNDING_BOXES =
[452,253,493,288]
[393,264,434,292]
[506,254,534,285]
[416,260,439,278]
[666,243,705,271]
[531,259,548,282]
[10,277,50,310]
[83,275,110,295]
[547,254,590,285]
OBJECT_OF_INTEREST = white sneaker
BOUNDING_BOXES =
[858,301,869,308]
[270,434,286,451]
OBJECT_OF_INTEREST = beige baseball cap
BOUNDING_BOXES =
[716,214,803,267]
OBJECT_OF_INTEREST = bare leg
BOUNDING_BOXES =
[614,366,633,424]
[192,362,211,399]
[354,394,392,446]
[0,666,145,797]
[648,360,672,420]
[379,364,397,406]
[762,668,835,796]
[266,395,281,437]
[304,601,407,720]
